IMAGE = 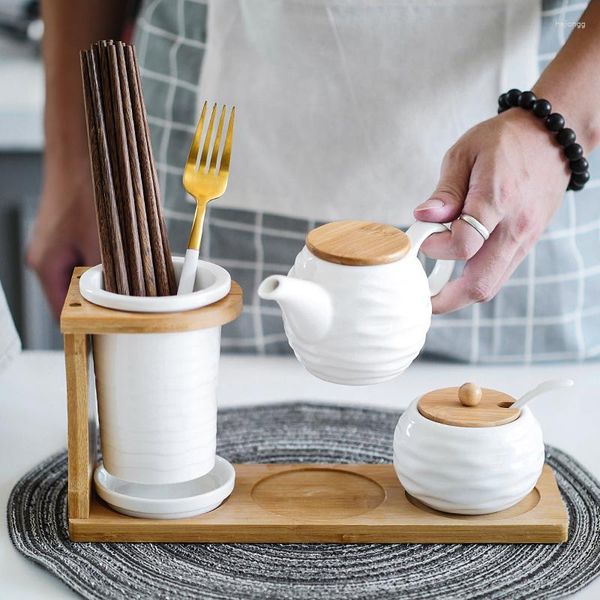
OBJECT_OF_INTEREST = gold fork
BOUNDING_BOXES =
[178,101,235,294]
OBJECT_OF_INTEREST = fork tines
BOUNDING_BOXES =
[186,102,235,178]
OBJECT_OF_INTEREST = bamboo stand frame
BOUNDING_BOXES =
[61,268,568,544]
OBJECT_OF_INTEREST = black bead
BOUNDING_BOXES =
[570,157,589,173]
[556,127,576,147]
[507,88,522,107]
[498,93,510,109]
[532,99,552,117]
[571,171,590,185]
[545,113,565,132]
[518,91,536,109]
[565,143,583,160]
[497,106,506,114]
[568,180,585,191]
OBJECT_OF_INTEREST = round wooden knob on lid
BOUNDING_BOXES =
[418,382,520,427]
[458,382,482,406]
[306,220,410,266]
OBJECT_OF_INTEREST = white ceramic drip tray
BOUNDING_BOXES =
[94,456,236,519]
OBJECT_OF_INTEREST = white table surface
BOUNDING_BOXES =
[1,351,599,599]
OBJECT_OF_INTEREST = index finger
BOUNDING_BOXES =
[431,225,519,314]
[420,219,485,261]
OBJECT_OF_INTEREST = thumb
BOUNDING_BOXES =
[414,148,471,223]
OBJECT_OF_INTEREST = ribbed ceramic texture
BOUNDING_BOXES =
[285,248,432,384]
[393,400,545,514]
[7,403,600,600]
[93,327,221,484]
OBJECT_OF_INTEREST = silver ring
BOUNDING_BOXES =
[458,213,490,241]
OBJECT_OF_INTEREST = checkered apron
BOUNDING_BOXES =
[134,0,600,363]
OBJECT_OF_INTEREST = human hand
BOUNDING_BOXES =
[27,157,100,318]
[414,108,570,314]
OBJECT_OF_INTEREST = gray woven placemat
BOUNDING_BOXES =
[7,402,600,600]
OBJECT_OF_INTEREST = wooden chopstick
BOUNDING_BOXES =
[95,42,125,268]
[81,49,129,295]
[81,51,118,294]
[81,39,176,298]
[103,41,146,296]
[131,46,178,295]
[96,41,145,296]
[115,41,157,296]
[125,44,171,296]
[88,45,130,296]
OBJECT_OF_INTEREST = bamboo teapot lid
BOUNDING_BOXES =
[417,382,520,427]
[306,220,410,266]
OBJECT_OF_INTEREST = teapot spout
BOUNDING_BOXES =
[258,275,332,343]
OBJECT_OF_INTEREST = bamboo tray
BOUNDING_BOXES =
[62,269,569,544]
[70,463,568,544]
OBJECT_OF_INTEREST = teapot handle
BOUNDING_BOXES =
[406,221,454,297]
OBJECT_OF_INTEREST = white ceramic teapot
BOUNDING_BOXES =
[258,220,453,385]
[393,380,572,515]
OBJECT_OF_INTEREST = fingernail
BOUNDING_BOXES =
[415,199,445,212]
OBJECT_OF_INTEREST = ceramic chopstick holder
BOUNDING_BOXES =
[93,326,220,484]
[75,257,242,494]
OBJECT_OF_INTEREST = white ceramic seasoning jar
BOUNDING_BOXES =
[393,383,545,515]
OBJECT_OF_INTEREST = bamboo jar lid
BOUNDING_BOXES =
[417,383,520,427]
[306,220,411,266]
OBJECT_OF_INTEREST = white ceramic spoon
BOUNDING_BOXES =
[512,378,574,410]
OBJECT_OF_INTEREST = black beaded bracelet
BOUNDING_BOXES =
[498,89,590,191]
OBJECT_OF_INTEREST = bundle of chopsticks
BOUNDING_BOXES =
[81,40,176,296]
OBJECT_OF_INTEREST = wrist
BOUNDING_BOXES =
[44,132,89,167]
[497,109,571,179]
[498,89,590,190]
[532,83,600,152]
[44,94,88,159]
[42,150,91,201]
